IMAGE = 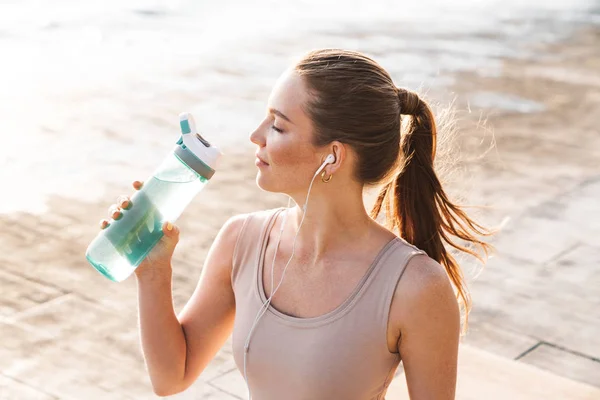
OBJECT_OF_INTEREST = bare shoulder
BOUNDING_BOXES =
[385,252,461,398]
[389,252,460,346]
[199,213,250,278]
[220,208,283,245]
[178,212,252,320]
[398,253,454,304]
[219,213,250,243]
[214,208,279,262]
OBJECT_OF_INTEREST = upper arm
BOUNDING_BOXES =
[392,254,460,400]
[177,213,247,388]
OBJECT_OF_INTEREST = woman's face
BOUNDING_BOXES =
[250,69,327,195]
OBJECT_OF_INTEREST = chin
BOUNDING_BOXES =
[255,171,285,194]
[255,171,274,192]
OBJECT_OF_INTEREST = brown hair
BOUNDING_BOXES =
[295,49,495,331]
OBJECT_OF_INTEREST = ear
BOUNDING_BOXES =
[323,142,346,175]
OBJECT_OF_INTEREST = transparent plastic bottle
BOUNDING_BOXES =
[85,113,222,282]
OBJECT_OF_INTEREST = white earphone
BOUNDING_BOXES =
[242,154,335,399]
[315,154,336,177]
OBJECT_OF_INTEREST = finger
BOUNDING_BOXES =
[133,181,144,190]
[108,204,123,220]
[116,195,131,210]
[162,221,180,241]
[99,219,110,229]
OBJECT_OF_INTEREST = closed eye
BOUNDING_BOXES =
[271,124,284,133]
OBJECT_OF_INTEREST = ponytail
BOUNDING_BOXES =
[370,88,495,331]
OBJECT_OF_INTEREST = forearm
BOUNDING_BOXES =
[136,269,187,395]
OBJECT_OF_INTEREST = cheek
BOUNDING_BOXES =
[256,138,318,191]
[272,147,309,169]
[268,135,315,171]
[273,147,318,186]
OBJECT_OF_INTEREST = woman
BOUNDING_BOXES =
[102,49,492,399]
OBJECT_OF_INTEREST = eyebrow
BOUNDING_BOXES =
[268,108,294,124]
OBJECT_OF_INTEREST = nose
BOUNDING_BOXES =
[249,121,266,147]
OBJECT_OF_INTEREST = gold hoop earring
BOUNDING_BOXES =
[321,170,333,183]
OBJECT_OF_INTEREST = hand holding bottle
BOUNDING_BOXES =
[100,180,180,279]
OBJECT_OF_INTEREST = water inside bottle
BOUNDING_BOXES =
[87,157,207,281]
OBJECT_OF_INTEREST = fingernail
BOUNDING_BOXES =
[166,222,173,231]
[122,200,132,210]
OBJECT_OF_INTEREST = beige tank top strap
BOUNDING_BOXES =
[350,237,428,340]
[231,208,284,287]
[375,237,427,300]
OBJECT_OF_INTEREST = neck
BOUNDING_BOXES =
[283,183,374,264]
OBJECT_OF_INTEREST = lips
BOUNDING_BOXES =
[255,153,269,165]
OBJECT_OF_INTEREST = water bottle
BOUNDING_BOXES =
[85,112,222,282]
